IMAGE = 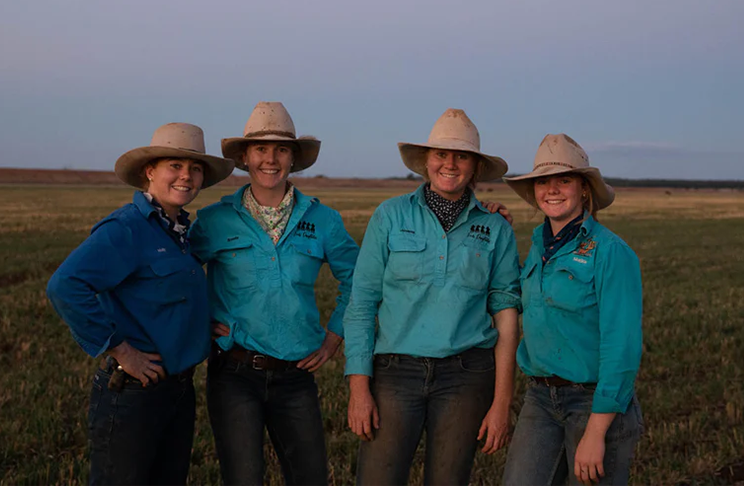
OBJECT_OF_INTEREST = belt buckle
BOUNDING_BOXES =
[252,354,265,371]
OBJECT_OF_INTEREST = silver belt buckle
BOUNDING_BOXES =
[252,354,265,371]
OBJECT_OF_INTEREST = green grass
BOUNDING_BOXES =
[1,185,743,485]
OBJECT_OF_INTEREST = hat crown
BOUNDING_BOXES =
[533,133,590,171]
[427,109,481,152]
[243,101,297,139]
[150,123,207,154]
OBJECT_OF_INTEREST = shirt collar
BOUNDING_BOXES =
[412,183,487,214]
[532,211,596,245]
[228,183,318,213]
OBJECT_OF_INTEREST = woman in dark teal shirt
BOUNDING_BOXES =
[47,123,233,485]
[502,134,643,485]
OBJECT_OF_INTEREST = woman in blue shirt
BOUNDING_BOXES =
[46,123,234,485]
[502,134,643,485]
[188,102,359,486]
[344,108,522,485]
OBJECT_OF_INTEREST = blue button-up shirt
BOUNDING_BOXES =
[46,191,211,374]
[344,185,522,377]
[188,185,359,361]
[517,215,643,413]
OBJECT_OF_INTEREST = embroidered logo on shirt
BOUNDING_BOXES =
[157,248,167,253]
[467,224,491,243]
[573,256,588,264]
[573,238,597,257]
[296,221,318,239]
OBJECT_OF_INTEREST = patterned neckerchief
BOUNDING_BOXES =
[424,183,471,232]
[243,183,295,245]
[142,192,190,247]
[541,213,584,265]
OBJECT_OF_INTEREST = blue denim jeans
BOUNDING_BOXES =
[356,347,495,486]
[503,380,644,486]
[207,350,328,486]
[87,367,196,485]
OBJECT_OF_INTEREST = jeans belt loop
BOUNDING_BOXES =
[252,354,265,371]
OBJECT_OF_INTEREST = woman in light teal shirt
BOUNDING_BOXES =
[502,134,643,486]
[189,102,359,486]
[344,109,521,485]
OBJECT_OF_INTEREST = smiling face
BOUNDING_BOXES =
[533,173,586,231]
[425,149,477,200]
[145,158,204,216]
[244,142,294,191]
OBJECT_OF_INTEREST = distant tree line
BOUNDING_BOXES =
[387,173,743,190]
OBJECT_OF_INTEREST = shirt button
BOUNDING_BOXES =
[568,275,574,280]
[307,250,312,254]
[191,270,195,275]
[271,256,276,261]
[476,253,481,258]
[442,235,446,239]
[182,249,187,254]
[232,253,236,257]
[439,255,444,260]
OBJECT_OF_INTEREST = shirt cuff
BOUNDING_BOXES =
[344,355,374,377]
[591,393,630,414]
[487,291,522,315]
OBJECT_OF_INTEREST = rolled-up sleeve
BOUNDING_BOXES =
[343,208,389,376]
[324,211,360,338]
[487,223,522,315]
[592,241,643,413]
[46,219,138,357]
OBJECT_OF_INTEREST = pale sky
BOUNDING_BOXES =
[1,0,742,180]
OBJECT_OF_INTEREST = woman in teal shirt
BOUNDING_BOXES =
[189,102,359,486]
[502,134,643,485]
[344,109,521,485]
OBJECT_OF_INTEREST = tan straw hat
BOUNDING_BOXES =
[398,108,508,182]
[504,133,615,210]
[221,102,321,173]
[115,123,235,190]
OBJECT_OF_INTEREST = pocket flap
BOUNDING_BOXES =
[149,258,185,277]
[292,240,324,259]
[217,238,254,252]
[388,235,427,253]
[554,264,593,283]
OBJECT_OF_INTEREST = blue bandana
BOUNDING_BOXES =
[542,213,584,266]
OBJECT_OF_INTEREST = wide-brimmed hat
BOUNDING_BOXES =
[398,109,508,182]
[504,133,615,210]
[115,123,234,190]
[221,102,321,173]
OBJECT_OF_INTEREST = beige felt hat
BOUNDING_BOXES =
[221,102,321,173]
[504,133,615,210]
[115,123,235,190]
[398,108,508,182]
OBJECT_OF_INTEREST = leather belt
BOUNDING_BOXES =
[531,375,592,387]
[222,345,299,371]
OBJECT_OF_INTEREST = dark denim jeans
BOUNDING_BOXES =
[87,367,196,485]
[207,350,328,486]
[503,380,644,486]
[356,347,495,486]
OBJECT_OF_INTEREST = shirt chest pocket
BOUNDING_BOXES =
[289,239,325,286]
[386,235,426,282]
[214,241,259,290]
[519,260,539,306]
[140,258,192,305]
[457,237,495,291]
[545,263,596,313]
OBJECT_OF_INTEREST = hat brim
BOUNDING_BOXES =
[398,142,508,182]
[503,165,615,210]
[222,136,321,173]
[115,146,235,190]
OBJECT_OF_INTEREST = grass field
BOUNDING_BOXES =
[1,184,743,485]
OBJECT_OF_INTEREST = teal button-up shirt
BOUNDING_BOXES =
[189,185,359,361]
[344,185,522,377]
[517,215,643,413]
